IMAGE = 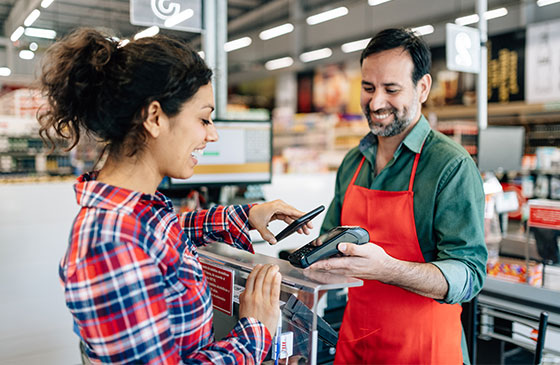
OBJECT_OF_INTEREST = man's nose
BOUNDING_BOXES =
[368,91,387,112]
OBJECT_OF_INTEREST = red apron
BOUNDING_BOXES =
[334,152,463,364]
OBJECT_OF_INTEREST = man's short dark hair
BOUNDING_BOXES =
[360,28,431,85]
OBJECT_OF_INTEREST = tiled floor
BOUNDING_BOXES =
[0,182,81,365]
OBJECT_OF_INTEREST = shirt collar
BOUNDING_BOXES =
[74,171,172,214]
[359,114,431,155]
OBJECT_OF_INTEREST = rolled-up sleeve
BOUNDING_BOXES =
[432,156,488,304]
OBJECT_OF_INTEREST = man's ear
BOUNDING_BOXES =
[143,101,166,138]
[417,73,432,104]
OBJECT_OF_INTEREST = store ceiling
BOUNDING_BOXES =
[0,0,559,87]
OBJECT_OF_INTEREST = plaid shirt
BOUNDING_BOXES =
[59,172,271,364]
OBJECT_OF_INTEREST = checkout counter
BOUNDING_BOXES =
[197,243,362,365]
[476,199,560,363]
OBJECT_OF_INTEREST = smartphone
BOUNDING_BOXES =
[288,226,369,268]
[274,205,325,242]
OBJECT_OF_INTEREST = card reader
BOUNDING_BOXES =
[288,226,369,268]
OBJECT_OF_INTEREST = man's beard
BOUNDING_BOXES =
[364,102,417,137]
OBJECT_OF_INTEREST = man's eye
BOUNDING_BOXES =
[202,119,211,125]
[387,89,398,94]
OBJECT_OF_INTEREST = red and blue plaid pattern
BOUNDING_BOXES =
[59,172,271,364]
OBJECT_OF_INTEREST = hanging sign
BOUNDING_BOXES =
[130,0,202,32]
[446,23,481,74]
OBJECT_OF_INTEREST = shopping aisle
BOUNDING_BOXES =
[0,181,81,364]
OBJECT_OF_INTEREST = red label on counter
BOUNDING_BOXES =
[528,206,560,229]
[200,262,235,316]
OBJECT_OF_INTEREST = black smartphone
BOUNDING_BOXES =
[274,205,325,242]
[288,226,369,268]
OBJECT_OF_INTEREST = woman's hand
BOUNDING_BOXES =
[239,264,282,336]
[249,200,312,245]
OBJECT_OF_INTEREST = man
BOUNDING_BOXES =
[309,28,487,364]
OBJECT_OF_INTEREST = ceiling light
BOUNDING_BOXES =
[224,36,252,52]
[306,7,348,25]
[455,14,479,26]
[24,27,57,39]
[119,39,130,47]
[259,23,294,40]
[198,51,205,59]
[134,26,159,40]
[41,0,54,8]
[537,0,560,6]
[19,50,35,60]
[0,67,12,77]
[265,56,294,70]
[368,0,392,5]
[411,25,435,36]
[164,8,194,27]
[24,9,41,27]
[29,42,38,51]
[341,38,370,53]
[10,26,24,42]
[485,7,508,20]
[455,7,508,25]
[300,48,332,63]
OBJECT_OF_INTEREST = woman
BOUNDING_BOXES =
[39,28,309,364]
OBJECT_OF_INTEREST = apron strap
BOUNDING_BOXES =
[407,142,426,192]
[349,156,366,187]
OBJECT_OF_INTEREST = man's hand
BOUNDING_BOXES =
[307,242,449,300]
[248,200,312,245]
[306,242,393,281]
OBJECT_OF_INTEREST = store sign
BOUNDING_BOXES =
[446,23,481,74]
[525,19,560,103]
[200,262,235,316]
[130,0,202,32]
[528,200,560,230]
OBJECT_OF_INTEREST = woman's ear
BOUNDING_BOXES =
[143,101,166,138]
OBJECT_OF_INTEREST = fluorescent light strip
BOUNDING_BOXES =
[341,38,370,53]
[118,39,130,47]
[455,7,508,25]
[300,48,332,63]
[24,27,57,39]
[455,14,479,26]
[19,50,35,60]
[485,7,508,20]
[24,9,41,27]
[0,67,11,77]
[41,0,54,8]
[411,24,434,36]
[265,56,294,70]
[537,0,560,6]
[259,23,294,40]
[10,26,24,42]
[164,8,194,27]
[224,36,252,52]
[134,26,159,40]
[198,51,205,59]
[368,0,392,5]
[306,6,348,25]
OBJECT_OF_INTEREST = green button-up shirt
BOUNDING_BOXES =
[321,115,487,305]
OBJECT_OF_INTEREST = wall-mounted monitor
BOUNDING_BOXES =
[477,126,525,173]
[166,119,272,187]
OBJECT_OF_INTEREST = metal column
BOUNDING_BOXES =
[202,0,228,119]
[476,0,488,130]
